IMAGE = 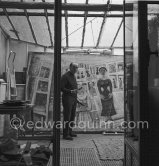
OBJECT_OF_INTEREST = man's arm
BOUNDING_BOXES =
[61,74,71,93]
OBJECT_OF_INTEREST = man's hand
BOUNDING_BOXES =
[71,89,77,94]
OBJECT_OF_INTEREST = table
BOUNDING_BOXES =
[0,104,34,138]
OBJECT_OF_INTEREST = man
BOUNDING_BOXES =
[61,63,78,140]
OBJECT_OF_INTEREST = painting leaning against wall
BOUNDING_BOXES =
[61,55,124,132]
[26,52,54,126]
[25,53,124,132]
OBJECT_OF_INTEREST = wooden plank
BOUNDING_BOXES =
[11,38,50,48]
[0,1,133,11]
[81,0,89,48]
[0,12,132,17]
[3,8,20,40]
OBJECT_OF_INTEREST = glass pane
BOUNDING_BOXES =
[124,0,139,155]
[11,16,35,43]
[84,17,103,47]
[113,24,123,47]
[111,0,123,4]
[68,11,84,14]
[89,0,107,4]
[67,0,86,3]
[30,16,51,46]
[99,17,123,47]
[68,17,83,47]
[62,17,66,47]
[0,16,17,39]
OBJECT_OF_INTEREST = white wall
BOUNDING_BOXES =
[8,39,129,72]
[9,40,53,72]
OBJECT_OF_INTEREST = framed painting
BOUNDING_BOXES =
[108,63,117,73]
[109,75,118,89]
[118,75,124,90]
[117,62,124,72]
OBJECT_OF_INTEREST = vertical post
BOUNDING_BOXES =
[123,1,126,166]
[53,0,61,166]
[138,2,149,166]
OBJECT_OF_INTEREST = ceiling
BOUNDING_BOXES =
[0,0,132,49]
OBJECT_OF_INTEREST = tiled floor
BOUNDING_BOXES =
[19,134,124,166]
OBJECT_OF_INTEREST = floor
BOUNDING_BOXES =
[60,134,124,166]
[19,134,124,166]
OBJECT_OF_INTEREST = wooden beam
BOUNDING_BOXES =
[0,12,132,17]
[81,0,89,48]
[0,1,132,11]
[96,0,110,48]
[42,0,53,47]
[110,19,123,48]
[3,8,20,40]
[11,37,51,48]
[62,46,126,49]
[24,9,37,44]
[53,0,61,165]
[10,37,127,50]
[64,0,69,48]
[0,23,11,39]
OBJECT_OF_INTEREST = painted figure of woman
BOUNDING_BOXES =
[97,67,116,122]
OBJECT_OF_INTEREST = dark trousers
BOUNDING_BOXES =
[62,95,77,137]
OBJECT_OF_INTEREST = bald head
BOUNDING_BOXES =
[69,63,78,74]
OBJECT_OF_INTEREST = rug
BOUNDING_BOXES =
[92,136,124,160]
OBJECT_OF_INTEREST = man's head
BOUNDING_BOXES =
[69,63,78,74]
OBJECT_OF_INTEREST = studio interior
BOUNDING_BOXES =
[0,0,159,166]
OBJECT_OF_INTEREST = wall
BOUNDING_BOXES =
[0,28,8,137]
[9,40,53,72]
[8,39,127,73]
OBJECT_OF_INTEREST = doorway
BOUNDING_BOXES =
[0,0,144,166]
